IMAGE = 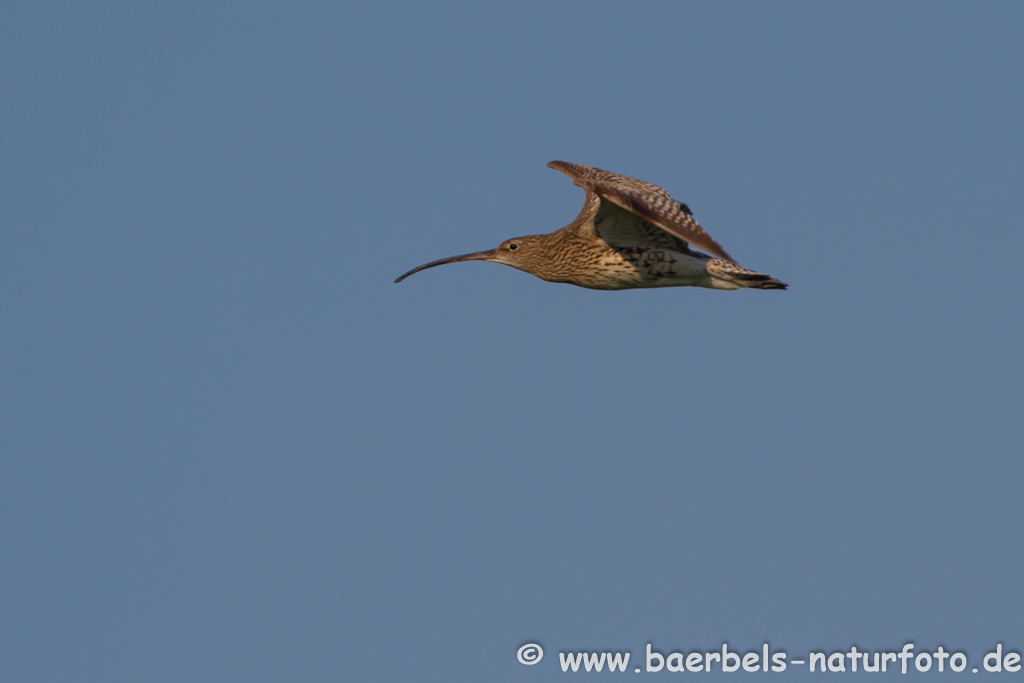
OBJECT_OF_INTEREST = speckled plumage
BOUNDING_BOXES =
[395,161,787,291]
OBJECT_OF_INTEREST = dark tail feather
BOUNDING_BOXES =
[732,270,788,290]
[746,275,788,290]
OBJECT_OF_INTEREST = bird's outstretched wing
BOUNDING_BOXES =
[548,160,736,264]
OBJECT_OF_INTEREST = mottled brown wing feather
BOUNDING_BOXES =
[547,160,737,264]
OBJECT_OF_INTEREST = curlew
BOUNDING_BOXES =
[395,161,787,291]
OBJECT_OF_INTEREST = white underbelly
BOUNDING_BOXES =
[605,249,739,290]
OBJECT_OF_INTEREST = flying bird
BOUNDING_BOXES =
[395,161,787,291]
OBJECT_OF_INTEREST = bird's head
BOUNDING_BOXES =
[394,234,551,283]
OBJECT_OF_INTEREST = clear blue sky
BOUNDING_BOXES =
[1,2,1022,681]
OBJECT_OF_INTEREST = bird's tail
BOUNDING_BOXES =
[743,275,788,290]
[707,259,788,290]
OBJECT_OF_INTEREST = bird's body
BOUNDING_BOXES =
[395,161,787,291]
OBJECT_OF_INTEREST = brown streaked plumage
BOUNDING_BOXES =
[395,161,787,291]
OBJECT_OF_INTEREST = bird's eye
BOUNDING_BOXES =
[508,242,518,251]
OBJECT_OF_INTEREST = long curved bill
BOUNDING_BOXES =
[394,249,496,283]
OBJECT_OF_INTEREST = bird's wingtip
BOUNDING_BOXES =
[548,160,587,181]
